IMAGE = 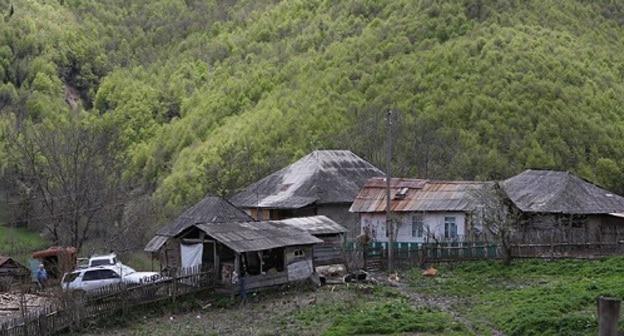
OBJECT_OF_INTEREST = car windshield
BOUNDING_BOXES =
[63,272,80,283]
[91,258,115,267]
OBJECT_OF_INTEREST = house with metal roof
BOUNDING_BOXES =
[350,177,488,243]
[501,169,624,244]
[229,150,383,239]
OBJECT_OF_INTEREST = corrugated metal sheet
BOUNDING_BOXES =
[144,235,169,253]
[278,215,347,235]
[350,178,488,213]
[196,219,322,253]
[502,169,624,214]
[230,150,383,209]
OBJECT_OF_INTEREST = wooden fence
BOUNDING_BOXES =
[0,265,218,336]
[346,241,624,271]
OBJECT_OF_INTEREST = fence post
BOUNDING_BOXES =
[172,270,178,312]
[598,296,620,336]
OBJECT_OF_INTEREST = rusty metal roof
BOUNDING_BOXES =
[230,150,383,209]
[350,177,489,213]
[278,215,347,235]
[196,218,323,253]
[32,247,78,259]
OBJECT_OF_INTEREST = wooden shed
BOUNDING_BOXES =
[31,247,77,280]
[149,219,322,290]
[145,195,253,272]
[0,257,30,287]
[278,216,347,266]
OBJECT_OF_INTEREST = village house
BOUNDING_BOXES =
[229,150,383,239]
[502,169,624,244]
[349,177,487,243]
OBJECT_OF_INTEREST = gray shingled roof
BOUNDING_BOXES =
[156,196,253,237]
[502,169,624,214]
[196,219,323,253]
[278,215,347,235]
[230,150,383,209]
[144,235,168,253]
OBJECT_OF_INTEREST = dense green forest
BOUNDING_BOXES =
[2,0,624,245]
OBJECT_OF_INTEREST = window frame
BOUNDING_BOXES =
[411,213,424,238]
[444,216,457,239]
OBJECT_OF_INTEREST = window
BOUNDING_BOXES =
[63,272,80,283]
[82,269,120,281]
[90,258,116,267]
[444,217,457,239]
[99,270,120,279]
[412,214,424,238]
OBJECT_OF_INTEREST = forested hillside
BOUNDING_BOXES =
[2,0,624,245]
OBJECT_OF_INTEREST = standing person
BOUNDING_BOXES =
[36,264,48,289]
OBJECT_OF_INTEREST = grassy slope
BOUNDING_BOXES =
[77,286,465,336]
[408,258,624,336]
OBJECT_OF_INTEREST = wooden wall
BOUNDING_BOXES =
[312,234,345,266]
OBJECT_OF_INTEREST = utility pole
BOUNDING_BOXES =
[386,110,393,273]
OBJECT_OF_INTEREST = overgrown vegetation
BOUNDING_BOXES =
[408,258,624,336]
[3,0,624,245]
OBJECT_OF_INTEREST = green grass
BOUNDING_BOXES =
[407,258,624,336]
[0,225,47,263]
[295,287,467,336]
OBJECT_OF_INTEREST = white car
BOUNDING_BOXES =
[61,265,161,293]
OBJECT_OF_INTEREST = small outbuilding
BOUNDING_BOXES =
[0,257,29,288]
[31,247,77,280]
[145,195,254,272]
[151,219,322,290]
[278,216,347,266]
